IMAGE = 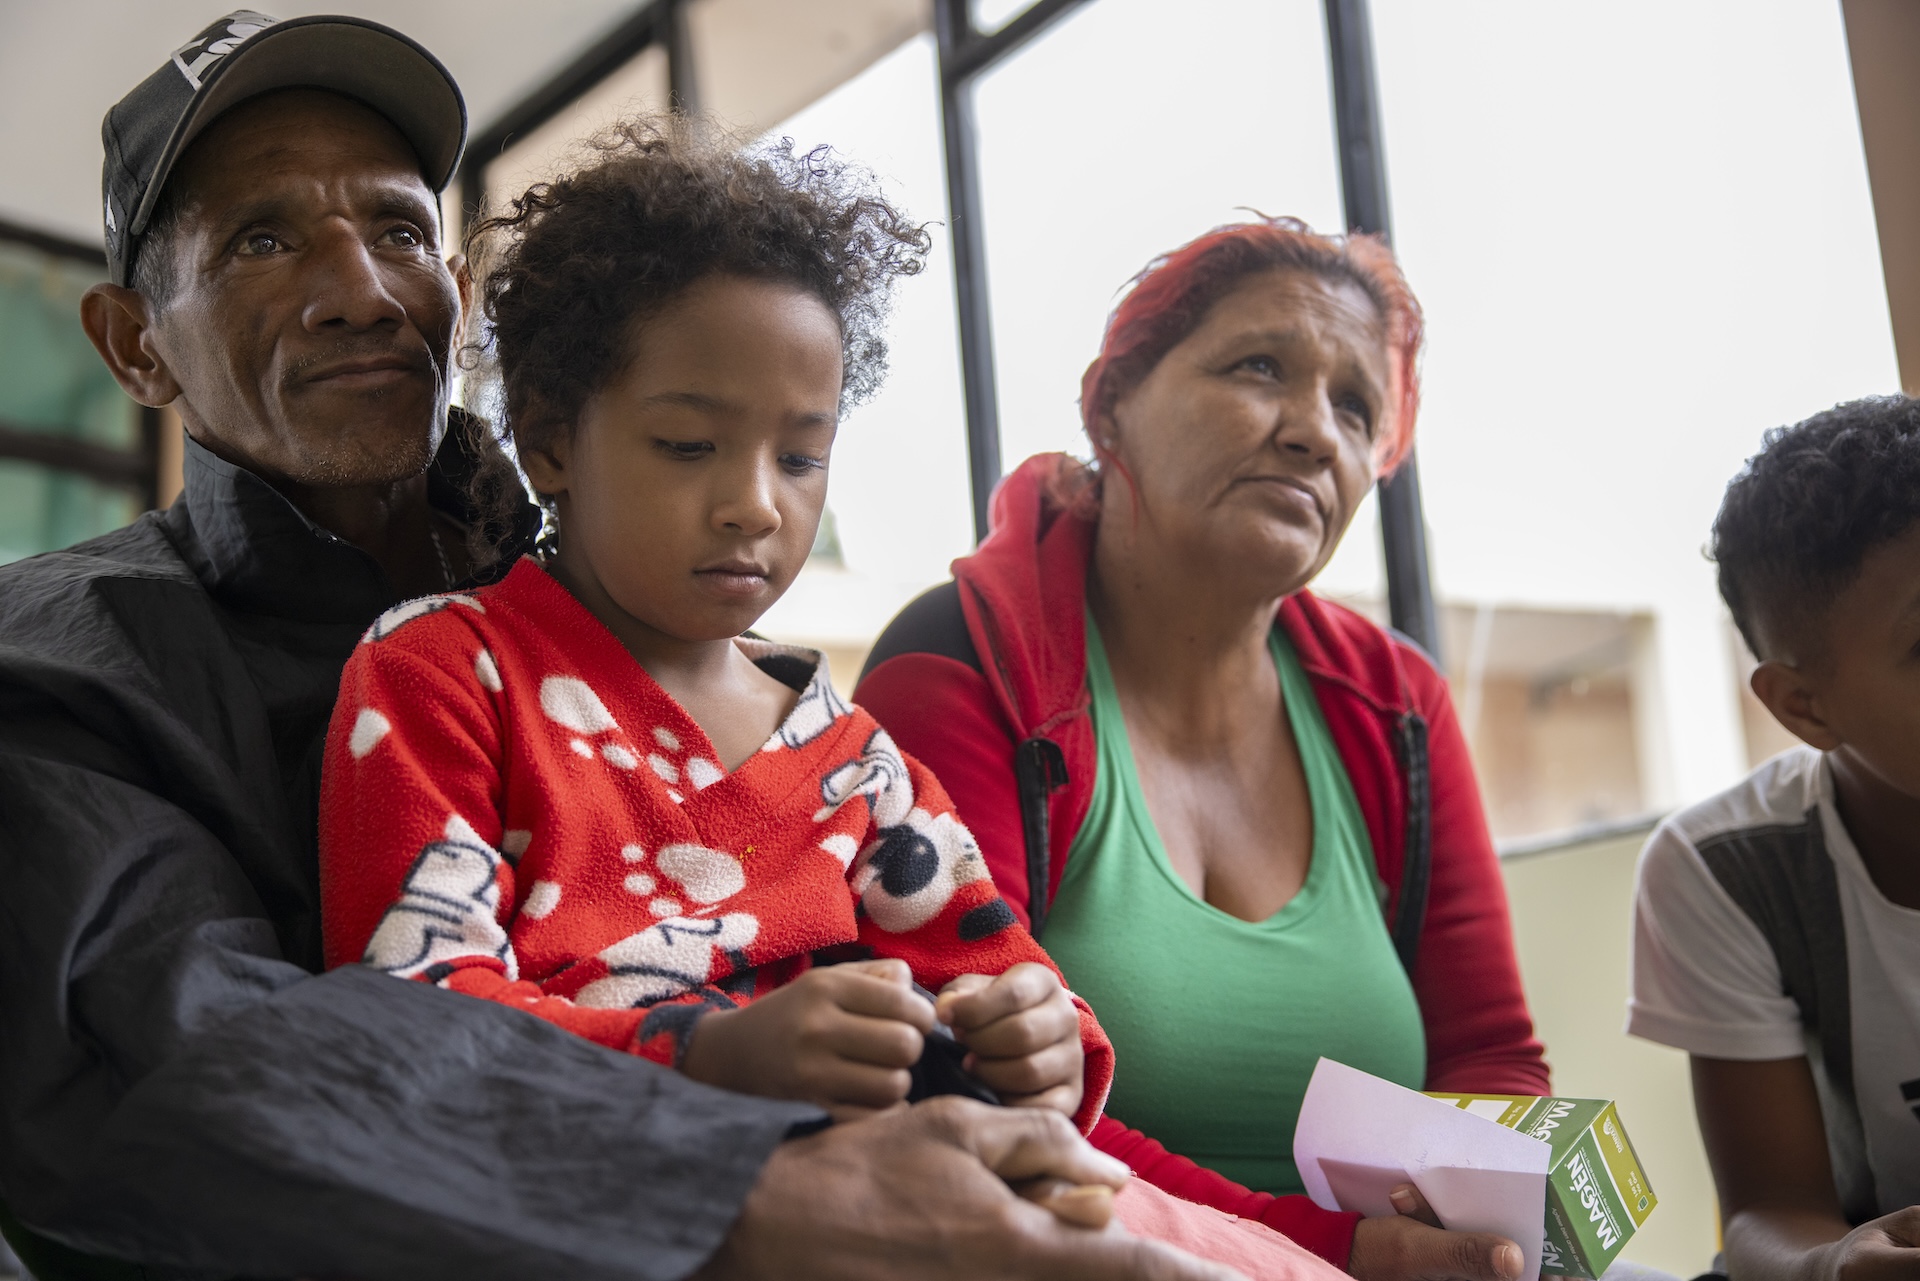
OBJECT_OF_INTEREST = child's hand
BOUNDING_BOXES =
[680,959,934,1116]
[936,964,1084,1118]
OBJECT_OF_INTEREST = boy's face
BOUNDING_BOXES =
[1754,521,1920,799]
[524,274,843,644]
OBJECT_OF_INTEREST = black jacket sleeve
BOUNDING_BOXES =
[0,619,815,1281]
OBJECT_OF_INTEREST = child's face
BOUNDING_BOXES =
[1755,521,1920,799]
[525,274,843,644]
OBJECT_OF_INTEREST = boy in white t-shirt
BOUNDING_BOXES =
[1629,396,1920,1281]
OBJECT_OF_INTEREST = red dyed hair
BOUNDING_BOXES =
[1057,216,1424,514]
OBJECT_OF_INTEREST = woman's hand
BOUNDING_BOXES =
[1346,1183,1525,1281]
[680,958,934,1115]
[937,963,1085,1117]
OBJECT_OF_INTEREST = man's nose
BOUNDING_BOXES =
[713,455,783,537]
[299,225,406,333]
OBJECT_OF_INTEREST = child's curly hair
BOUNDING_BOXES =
[458,115,931,568]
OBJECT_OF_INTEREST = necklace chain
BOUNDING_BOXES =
[429,521,454,591]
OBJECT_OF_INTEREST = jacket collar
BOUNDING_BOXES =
[168,407,538,625]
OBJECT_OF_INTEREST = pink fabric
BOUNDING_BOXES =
[1113,1181,1349,1281]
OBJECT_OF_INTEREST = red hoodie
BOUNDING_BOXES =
[854,455,1548,1268]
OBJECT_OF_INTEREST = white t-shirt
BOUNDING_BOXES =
[1628,746,1920,1219]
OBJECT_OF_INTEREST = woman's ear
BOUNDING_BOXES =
[80,284,182,409]
[1750,660,1842,751]
[1090,404,1121,457]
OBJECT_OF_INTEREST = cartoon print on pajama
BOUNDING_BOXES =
[319,561,1111,1124]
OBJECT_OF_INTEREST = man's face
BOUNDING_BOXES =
[145,88,462,489]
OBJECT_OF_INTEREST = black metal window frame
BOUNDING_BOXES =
[458,0,1440,657]
[0,215,164,509]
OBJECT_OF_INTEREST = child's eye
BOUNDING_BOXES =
[781,453,827,476]
[654,440,714,460]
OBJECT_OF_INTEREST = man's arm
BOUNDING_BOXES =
[0,740,814,1281]
[1694,1056,1920,1281]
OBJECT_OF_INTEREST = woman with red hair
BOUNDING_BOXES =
[855,218,1548,1281]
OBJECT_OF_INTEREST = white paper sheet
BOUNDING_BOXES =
[1293,1059,1552,1281]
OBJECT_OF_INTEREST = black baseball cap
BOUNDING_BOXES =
[101,10,467,287]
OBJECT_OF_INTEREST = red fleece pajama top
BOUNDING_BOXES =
[319,557,1112,1132]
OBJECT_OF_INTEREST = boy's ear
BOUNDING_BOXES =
[1750,660,1843,751]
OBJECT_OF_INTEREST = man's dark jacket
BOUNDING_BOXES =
[0,426,813,1280]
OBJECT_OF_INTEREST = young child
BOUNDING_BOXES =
[317,120,1110,1135]
[1628,396,1920,1281]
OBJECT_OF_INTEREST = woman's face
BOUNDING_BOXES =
[524,274,843,644]
[1099,267,1389,598]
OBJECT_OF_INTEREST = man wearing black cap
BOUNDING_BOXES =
[0,13,1236,1281]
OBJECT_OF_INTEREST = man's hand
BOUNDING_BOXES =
[680,959,933,1114]
[1346,1183,1525,1281]
[937,964,1084,1117]
[694,1097,1249,1281]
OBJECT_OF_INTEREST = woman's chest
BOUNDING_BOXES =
[1128,720,1317,922]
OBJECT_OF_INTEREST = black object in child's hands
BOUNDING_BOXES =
[908,982,1000,1106]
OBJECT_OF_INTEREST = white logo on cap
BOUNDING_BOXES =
[171,14,276,91]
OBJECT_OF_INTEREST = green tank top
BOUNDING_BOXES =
[1042,612,1426,1195]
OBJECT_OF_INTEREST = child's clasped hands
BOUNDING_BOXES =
[680,957,1085,1119]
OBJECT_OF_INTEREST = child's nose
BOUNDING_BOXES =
[714,459,782,536]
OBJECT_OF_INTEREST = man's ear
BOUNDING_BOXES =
[80,284,182,409]
[1751,659,1842,751]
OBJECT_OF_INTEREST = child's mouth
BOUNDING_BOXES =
[694,564,771,597]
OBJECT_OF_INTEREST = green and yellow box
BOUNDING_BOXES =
[1426,1094,1657,1279]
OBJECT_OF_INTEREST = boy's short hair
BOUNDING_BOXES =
[1712,394,1920,661]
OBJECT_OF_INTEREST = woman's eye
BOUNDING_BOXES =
[781,453,827,476]
[655,440,714,460]
[1338,395,1376,433]
[1236,355,1282,378]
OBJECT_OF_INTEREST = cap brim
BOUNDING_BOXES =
[129,15,466,239]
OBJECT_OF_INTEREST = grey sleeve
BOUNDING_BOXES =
[0,747,816,1281]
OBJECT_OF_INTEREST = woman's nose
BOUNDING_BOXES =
[713,458,783,536]
[1275,385,1341,460]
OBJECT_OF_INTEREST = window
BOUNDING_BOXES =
[1370,0,1897,833]
[749,35,976,691]
[0,234,149,564]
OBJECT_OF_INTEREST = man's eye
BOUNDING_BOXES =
[781,453,827,476]
[655,440,714,459]
[385,226,425,248]
[238,232,283,256]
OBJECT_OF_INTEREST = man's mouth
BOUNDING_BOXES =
[292,349,433,391]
